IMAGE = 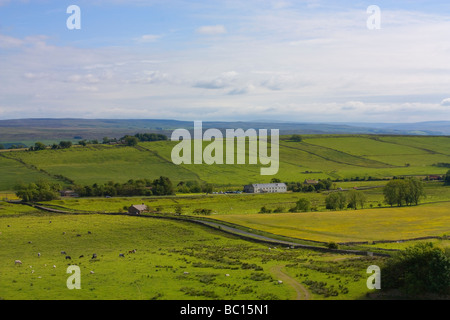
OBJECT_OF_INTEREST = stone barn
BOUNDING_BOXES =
[128,204,148,215]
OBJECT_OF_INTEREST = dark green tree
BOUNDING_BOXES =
[444,170,450,186]
[381,242,450,296]
[346,190,367,210]
[325,192,347,210]
[290,134,303,142]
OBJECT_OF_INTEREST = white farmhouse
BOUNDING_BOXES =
[243,183,287,194]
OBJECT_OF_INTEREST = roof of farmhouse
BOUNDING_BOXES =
[247,183,287,188]
[130,204,148,211]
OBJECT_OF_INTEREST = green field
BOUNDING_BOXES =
[0,135,449,191]
[212,202,450,243]
[0,211,385,300]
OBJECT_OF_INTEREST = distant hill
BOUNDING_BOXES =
[0,118,448,146]
[0,133,449,191]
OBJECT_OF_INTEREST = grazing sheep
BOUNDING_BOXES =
[53,265,56,268]
[37,253,41,257]
[90,271,95,274]
[91,253,97,259]
[277,280,283,284]
[14,260,22,265]
[61,251,66,255]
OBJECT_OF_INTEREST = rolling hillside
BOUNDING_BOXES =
[0,134,449,191]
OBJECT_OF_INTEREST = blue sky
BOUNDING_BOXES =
[1,0,450,122]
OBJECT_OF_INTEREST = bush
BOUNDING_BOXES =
[327,242,338,250]
[259,206,272,214]
[381,242,450,296]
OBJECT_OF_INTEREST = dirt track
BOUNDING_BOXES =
[270,265,311,300]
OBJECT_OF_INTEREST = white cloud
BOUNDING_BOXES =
[196,25,227,35]
[193,71,238,89]
[441,98,450,106]
[135,34,163,43]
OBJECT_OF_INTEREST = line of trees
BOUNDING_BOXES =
[120,133,168,146]
[325,190,367,210]
[176,180,214,194]
[15,181,61,202]
[383,177,425,207]
[73,176,174,197]
[286,178,333,193]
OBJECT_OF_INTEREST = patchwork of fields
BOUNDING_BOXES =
[1,134,449,300]
[0,135,449,191]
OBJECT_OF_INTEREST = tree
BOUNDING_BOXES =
[290,134,303,142]
[0,144,4,149]
[59,141,72,149]
[346,190,367,210]
[259,206,272,213]
[381,242,450,296]
[15,180,61,202]
[123,135,139,146]
[444,170,450,186]
[292,198,311,212]
[325,192,347,210]
[29,142,46,151]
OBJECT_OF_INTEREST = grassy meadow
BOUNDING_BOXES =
[0,211,383,300]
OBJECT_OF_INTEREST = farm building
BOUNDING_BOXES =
[243,183,287,194]
[128,204,148,215]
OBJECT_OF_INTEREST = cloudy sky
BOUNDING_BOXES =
[1,0,450,123]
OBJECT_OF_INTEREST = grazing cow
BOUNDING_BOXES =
[128,249,137,254]
[14,260,22,265]
[119,253,125,257]
[79,255,84,258]
[88,231,92,234]
[92,253,97,259]
[61,251,66,255]
[37,253,41,257]
[65,256,71,260]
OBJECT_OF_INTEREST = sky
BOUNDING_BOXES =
[1,0,450,123]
